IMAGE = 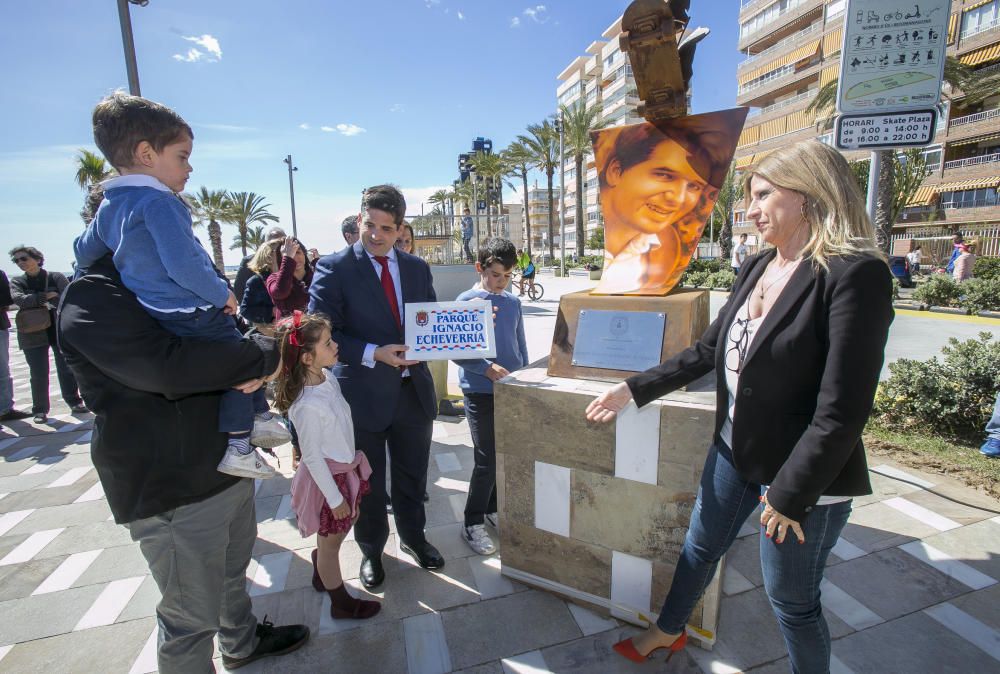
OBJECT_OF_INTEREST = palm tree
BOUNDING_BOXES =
[469,151,506,237]
[232,225,267,251]
[519,120,560,261]
[806,56,972,252]
[187,187,233,271]
[559,101,606,257]
[428,189,451,232]
[503,141,534,257]
[74,149,113,190]
[227,191,279,257]
[713,167,743,263]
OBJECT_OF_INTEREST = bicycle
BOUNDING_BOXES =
[512,270,544,301]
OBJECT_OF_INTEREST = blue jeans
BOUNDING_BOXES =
[986,392,1000,440]
[656,441,851,674]
[149,307,266,433]
[0,329,12,414]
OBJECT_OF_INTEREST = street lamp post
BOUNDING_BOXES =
[470,169,480,255]
[555,114,566,277]
[116,0,148,96]
[283,155,299,239]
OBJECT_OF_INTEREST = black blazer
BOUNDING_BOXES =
[627,250,894,521]
[308,241,437,432]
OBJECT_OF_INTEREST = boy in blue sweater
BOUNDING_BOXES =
[454,238,529,554]
[74,93,286,479]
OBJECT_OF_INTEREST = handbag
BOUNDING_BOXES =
[15,271,53,333]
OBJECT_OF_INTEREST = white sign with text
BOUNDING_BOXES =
[404,300,496,361]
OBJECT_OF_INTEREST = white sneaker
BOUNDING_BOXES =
[462,524,496,555]
[218,446,277,479]
[485,512,499,531]
[250,414,291,448]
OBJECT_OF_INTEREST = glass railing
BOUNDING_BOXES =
[960,17,1000,41]
[746,89,818,118]
[739,64,799,96]
[739,21,823,69]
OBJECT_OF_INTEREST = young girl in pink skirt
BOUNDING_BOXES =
[274,311,380,619]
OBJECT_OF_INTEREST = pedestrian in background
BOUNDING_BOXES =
[952,242,976,283]
[0,268,30,422]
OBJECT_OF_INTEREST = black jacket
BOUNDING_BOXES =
[0,270,11,331]
[627,251,894,521]
[10,270,71,350]
[240,273,275,325]
[57,258,281,523]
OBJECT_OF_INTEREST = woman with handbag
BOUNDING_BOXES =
[9,246,87,423]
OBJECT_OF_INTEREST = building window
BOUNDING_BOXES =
[960,1,999,40]
[826,0,846,20]
[603,48,620,70]
[940,187,999,209]
[740,0,808,40]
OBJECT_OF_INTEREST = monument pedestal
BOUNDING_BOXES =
[495,362,724,648]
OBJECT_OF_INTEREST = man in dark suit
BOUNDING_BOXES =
[309,185,443,589]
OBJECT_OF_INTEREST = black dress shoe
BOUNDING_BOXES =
[0,409,30,422]
[220,616,309,670]
[360,555,385,589]
[400,540,445,569]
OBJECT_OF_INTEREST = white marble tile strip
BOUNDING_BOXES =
[0,527,64,566]
[433,476,470,493]
[830,654,856,674]
[448,493,466,523]
[0,645,11,664]
[722,565,755,595]
[7,445,44,462]
[57,422,83,433]
[74,481,105,503]
[273,494,294,521]
[883,496,961,531]
[0,437,23,452]
[614,401,660,485]
[433,452,462,473]
[534,461,570,537]
[610,550,653,622]
[403,611,452,674]
[830,537,867,562]
[32,549,103,595]
[870,464,935,488]
[128,624,159,674]
[566,602,618,636]
[819,579,884,630]
[468,556,514,600]
[898,541,998,590]
[73,576,146,631]
[248,551,293,597]
[0,493,6,501]
[0,509,34,536]
[500,650,549,674]
[924,602,1000,662]
[19,455,62,475]
[45,466,92,489]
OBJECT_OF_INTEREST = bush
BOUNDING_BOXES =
[705,269,736,288]
[891,277,900,300]
[912,274,962,307]
[958,277,1000,314]
[973,256,1000,281]
[682,270,710,287]
[872,332,1000,442]
[685,258,724,275]
[580,255,603,271]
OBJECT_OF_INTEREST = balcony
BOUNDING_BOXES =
[738,0,823,52]
[943,152,1000,171]
[738,21,823,69]
[737,61,821,107]
[946,108,1000,144]
[746,89,817,120]
[958,17,1000,44]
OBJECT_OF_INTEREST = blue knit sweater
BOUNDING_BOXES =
[454,286,529,394]
[74,176,229,312]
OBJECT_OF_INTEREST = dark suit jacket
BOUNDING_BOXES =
[308,241,437,431]
[627,250,894,521]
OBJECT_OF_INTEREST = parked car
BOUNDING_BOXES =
[888,255,914,288]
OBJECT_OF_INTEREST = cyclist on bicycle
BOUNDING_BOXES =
[516,248,536,297]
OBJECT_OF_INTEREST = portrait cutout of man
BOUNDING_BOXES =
[590,107,748,295]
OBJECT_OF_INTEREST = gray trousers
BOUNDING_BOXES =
[126,479,259,674]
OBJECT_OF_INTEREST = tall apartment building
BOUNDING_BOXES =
[524,184,565,255]
[733,0,1000,259]
[555,16,643,253]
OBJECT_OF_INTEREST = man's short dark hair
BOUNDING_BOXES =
[463,208,471,214]
[361,185,406,226]
[9,245,44,266]
[92,92,194,170]
[341,215,359,234]
[739,233,748,240]
[478,237,517,270]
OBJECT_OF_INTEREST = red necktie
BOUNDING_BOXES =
[374,255,401,328]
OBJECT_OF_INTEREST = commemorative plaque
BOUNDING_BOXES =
[572,310,666,372]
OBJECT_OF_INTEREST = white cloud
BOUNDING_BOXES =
[320,125,335,132]
[335,123,366,137]
[389,103,406,113]
[510,17,521,28]
[173,34,222,62]
[457,10,465,20]
[196,123,257,133]
[523,5,548,23]
[299,123,310,130]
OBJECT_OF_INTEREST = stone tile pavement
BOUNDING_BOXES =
[1,349,1000,673]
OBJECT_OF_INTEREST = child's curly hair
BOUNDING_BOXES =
[273,311,331,413]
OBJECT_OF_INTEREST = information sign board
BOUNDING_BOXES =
[835,108,936,149]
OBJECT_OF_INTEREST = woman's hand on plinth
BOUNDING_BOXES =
[585,382,633,423]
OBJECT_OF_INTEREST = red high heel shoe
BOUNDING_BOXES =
[613,631,687,664]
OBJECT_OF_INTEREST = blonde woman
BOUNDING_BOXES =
[586,141,894,672]
[240,241,279,336]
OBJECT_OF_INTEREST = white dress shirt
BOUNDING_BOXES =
[361,247,405,369]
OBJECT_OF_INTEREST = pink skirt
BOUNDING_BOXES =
[290,452,372,537]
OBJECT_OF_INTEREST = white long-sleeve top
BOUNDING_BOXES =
[288,371,357,508]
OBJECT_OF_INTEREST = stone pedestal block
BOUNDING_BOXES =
[495,363,724,647]
[548,288,709,381]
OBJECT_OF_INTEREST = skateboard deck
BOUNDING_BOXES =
[620,0,688,121]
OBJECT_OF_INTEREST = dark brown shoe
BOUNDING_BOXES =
[220,616,309,670]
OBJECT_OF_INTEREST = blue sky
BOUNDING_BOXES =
[0,0,742,273]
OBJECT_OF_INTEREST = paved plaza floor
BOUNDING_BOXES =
[1,281,1000,673]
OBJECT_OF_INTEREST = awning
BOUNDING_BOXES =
[948,12,959,45]
[960,43,1000,66]
[759,116,787,141]
[822,28,843,58]
[949,131,1000,147]
[785,108,817,132]
[907,186,936,206]
[934,177,1000,192]
[738,40,821,85]
[738,125,761,147]
[819,64,840,88]
[964,0,994,12]
[734,154,755,169]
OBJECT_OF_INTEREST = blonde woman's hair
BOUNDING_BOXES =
[248,238,283,275]
[743,140,884,270]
